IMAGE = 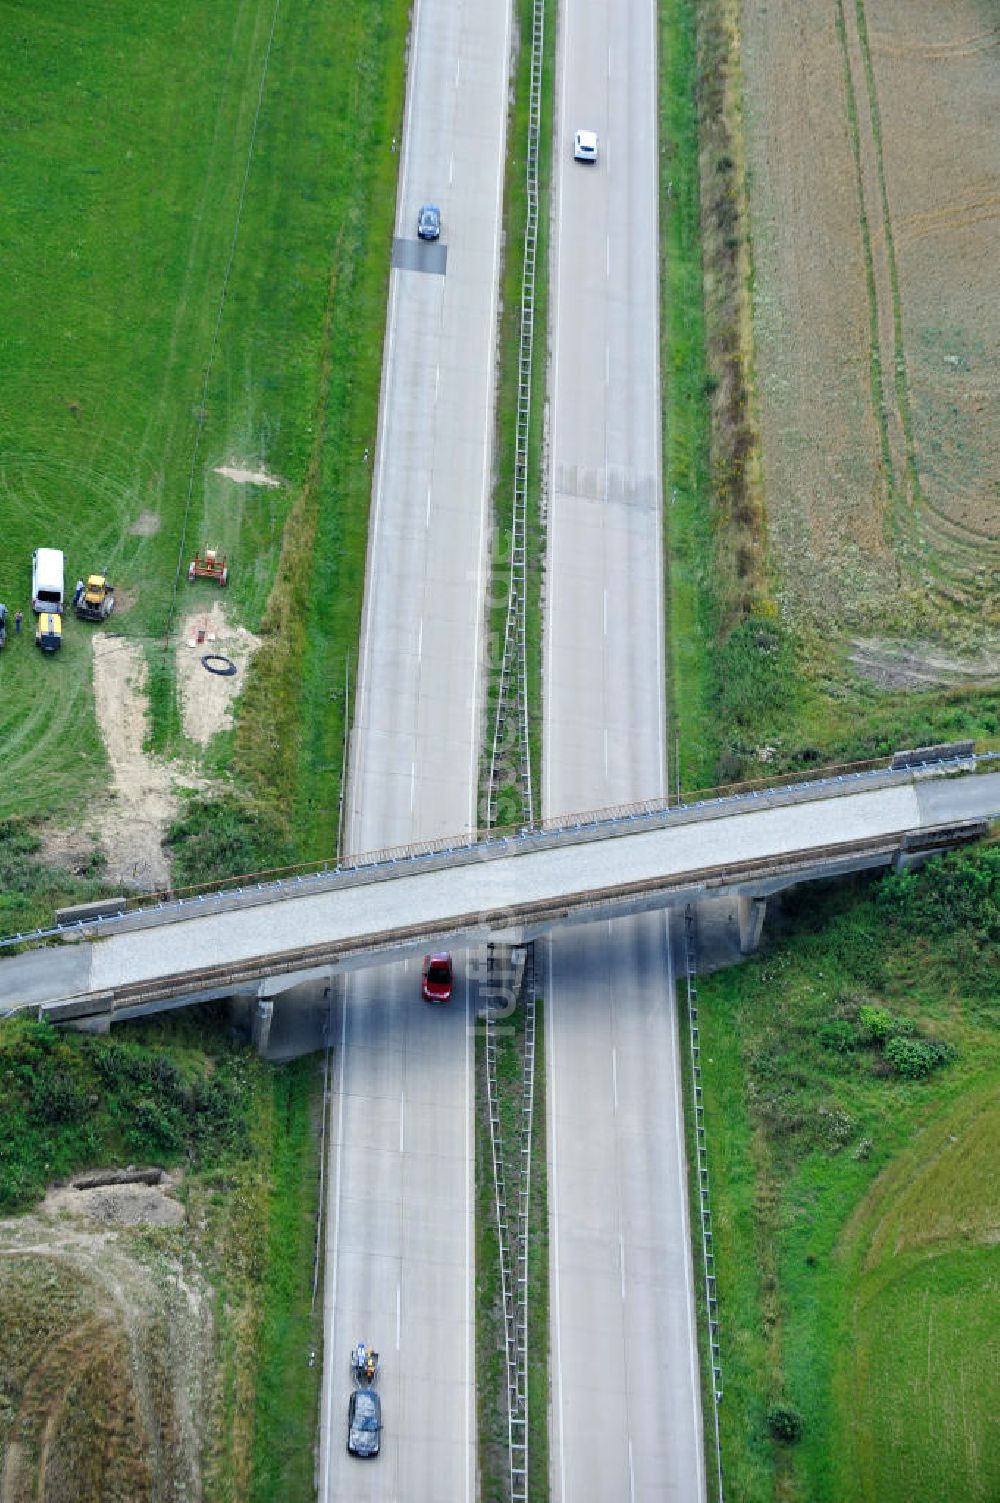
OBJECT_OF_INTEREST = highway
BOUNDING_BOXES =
[544,0,707,1495]
[317,0,511,1495]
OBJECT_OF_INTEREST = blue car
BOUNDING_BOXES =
[417,204,441,240]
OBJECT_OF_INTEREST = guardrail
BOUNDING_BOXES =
[683,907,725,1503]
[1,747,992,954]
[486,0,546,833]
[484,943,536,1503]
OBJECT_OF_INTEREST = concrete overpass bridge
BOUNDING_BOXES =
[1,750,997,1035]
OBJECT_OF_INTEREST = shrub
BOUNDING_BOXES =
[128,1099,183,1154]
[767,1403,803,1443]
[884,1036,956,1080]
[858,1005,895,1043]
[817,1019,856,1053]
[165,794,294,888]
[30,1070,88,1125]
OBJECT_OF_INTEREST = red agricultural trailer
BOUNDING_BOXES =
[187,550,229,586]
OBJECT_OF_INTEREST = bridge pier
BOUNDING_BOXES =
[737,895,767,955]
[252,996,274,1055]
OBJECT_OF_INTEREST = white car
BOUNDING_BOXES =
[574,129,598,163]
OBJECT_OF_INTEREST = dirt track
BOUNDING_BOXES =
[742,0,1000,643]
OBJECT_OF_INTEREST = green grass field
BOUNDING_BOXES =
[833,1088,1000,1502]
[695,848,1000,1502]
[0,0,406,852]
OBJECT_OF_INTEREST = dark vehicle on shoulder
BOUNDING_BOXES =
[347,1387,382,1458]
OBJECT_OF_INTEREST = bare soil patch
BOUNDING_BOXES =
[0,1185,209,1503]
[127,510,161,537]
[90,637,180,890]
[213,462,282,488]
[43,1175,185,1230]
[849,638,1000,690]
[741,0,1000,642]
[176,603,261,745]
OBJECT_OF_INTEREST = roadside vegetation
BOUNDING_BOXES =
[485,0,555,830]
[475,991,548,1503]
[0,1006,322,1501]
[0,817,110,939]
[695,846,1000,1502]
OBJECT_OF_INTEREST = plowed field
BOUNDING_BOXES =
[742,0,1000,641]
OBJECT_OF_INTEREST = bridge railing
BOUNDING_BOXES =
[0,745,992,954]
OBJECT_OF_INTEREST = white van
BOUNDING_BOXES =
[32,548,65,614]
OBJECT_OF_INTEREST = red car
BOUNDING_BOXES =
[421,952,454,1003]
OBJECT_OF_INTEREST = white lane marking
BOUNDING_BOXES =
[455,57,461,87]
[548,957,568,1503]
[396,1281,402,1350]
[409,761,416,812]
[449,151,455,186]
[604,725,609,775]
[612,1046,618,1112]
[417,619,423,661]
[399,1091,405,1152]
[426,481,432,526]
[435,364,440,401]
[619,1230,626,1300]
[628,1438,636,1503]
[319,993,348,1500]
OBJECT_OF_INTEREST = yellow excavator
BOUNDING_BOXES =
[75,574,115,622]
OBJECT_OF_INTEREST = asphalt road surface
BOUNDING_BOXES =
[544,0,707,1495]
[318,0,511,1496]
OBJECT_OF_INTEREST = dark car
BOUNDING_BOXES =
[417,203,441,240]
[347,1387,382,1458]
[421,952,454,1003]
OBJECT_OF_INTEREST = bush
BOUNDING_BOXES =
[767,1402,803,1443]
[165,793,295,888]
[877,848,1000,942]
[128,1099,183,1154]
[857,1004,895,1042]
[30,1070,88,1125]
[884,1036,956,1080]
[817,1019,857,1053]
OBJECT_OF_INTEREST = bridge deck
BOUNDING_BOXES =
[1,769,996,1016]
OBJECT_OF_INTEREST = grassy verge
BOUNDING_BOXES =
[237,0,412,859]
[526,999,549,1499]
[475,985,549,1502]
[696,847,1000,1501]
[249,1055,324,1501]
[476,1023,508,1499]
[660,0,717,788]
[485,0,555,829]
